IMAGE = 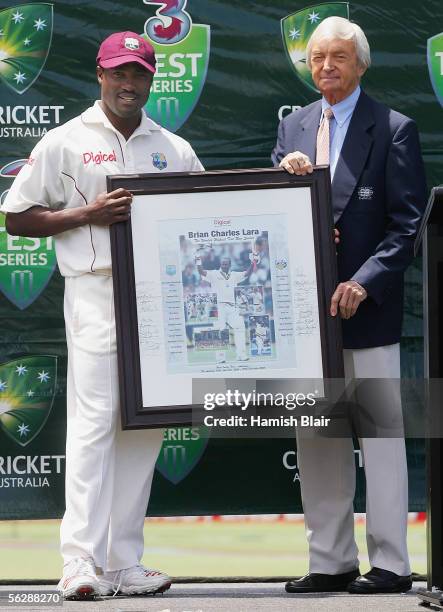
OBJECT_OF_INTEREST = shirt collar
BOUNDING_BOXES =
[321,85,361,127]
[81,100,161,135]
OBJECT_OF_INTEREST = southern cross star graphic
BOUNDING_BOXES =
[281,3,350,94]
[33,18,46,31]
[0,356,58,447]
[13,71,26,84]
[289,28,301,41]
[17,423,30,437]
[37,370,50,383]
[12,10,24,24]
[0,4,54,95]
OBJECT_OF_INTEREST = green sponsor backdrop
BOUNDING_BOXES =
[0,0,440,519]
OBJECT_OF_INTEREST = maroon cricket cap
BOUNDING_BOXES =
[96,31,156,73]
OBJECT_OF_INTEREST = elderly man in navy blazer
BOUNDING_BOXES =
[272,16,427,594]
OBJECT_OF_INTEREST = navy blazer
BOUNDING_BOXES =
[272,91,427,349]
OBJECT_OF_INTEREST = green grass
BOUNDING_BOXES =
[0,519,426,580]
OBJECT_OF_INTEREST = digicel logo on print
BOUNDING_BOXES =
[82,150,117,165]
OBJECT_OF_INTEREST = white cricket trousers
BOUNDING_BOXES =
[255,334,266,354]
[60,273,164,571]
[296,343,410,576]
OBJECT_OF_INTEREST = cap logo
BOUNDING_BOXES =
[124,37,140,50]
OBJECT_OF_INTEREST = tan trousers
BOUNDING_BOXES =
[296,344,410,576]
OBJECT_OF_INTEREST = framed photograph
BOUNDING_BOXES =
[108,167,343,428]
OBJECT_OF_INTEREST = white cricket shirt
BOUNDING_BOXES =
[205,269,248,304]
[1,101,204,277]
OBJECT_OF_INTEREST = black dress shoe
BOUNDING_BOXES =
[285,569,360,593]
[347,567,412,594]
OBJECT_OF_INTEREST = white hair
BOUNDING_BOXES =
[306,16,371,70]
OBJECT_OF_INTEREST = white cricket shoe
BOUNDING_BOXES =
[99,564,171,596]
[57,556,99,600]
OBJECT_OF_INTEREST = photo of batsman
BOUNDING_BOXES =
[184,293,218,325]
[179,231,276,366]
[249,315,272,356]
[235,286,265,315]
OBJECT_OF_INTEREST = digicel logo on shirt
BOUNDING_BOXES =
[82,150,117,165]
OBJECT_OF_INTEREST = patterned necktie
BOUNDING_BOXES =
[316,107,334,165]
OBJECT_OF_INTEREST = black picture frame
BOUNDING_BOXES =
[108,167,343,429]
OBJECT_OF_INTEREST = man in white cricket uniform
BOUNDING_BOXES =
[1,31,203,600]
[252,288,263,314]
[236,289,249,314]
[254,320,268,354]
[196,256,257,361]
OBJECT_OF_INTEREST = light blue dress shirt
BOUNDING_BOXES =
[321,85,361,180]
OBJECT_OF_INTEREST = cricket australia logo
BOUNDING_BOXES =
[427,32,443,107]
[156,426,209,484]
[0,356,57,447]
[0,202,56,310]
[143,0,210,131]
[0,3,53,95]
[281,2,349,92]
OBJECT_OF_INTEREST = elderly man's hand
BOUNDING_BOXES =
[279,151,314,175]
[330,280,367,319]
